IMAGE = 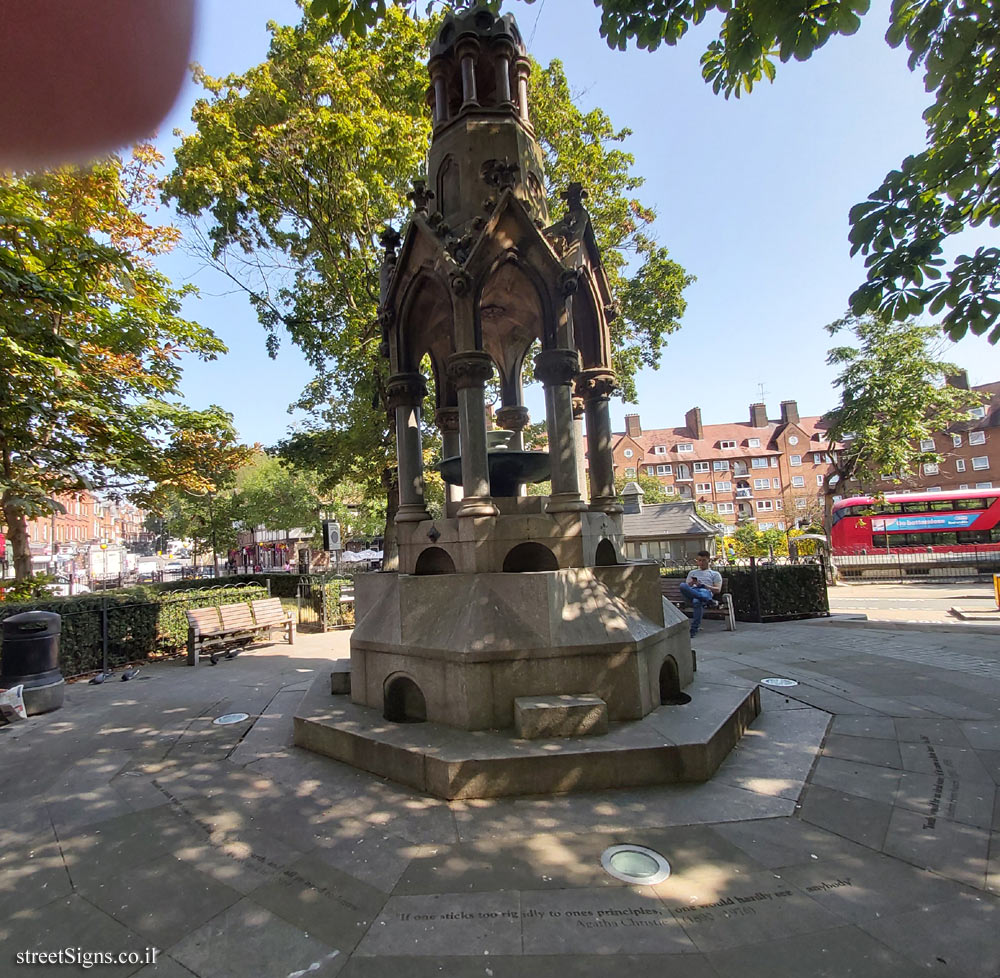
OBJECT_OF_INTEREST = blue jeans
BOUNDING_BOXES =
[679,583,714,635]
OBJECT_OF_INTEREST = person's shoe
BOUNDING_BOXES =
[689,629,698,639]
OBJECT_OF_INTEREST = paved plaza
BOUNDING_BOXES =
[1,616,998,978]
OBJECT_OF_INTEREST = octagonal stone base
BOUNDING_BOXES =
[293,677,761,800]
[349,563,692,731]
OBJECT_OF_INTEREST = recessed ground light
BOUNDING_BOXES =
[601,845,671,885]
[760,678,798,688]
[213,712,250,725]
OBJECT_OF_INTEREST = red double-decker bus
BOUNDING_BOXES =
[831,488,1000,555]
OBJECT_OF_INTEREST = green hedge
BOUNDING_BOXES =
[153,573,305,598]
[662,563,829,622]
[0,584,268,677]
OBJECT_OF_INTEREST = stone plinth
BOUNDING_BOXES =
[349,563,691,731]
[396,507,624,576]
[293,677,760,800]
[514,694,608,739]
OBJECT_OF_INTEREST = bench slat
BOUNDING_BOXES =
[186,608,223,635]
[220,604,258,630]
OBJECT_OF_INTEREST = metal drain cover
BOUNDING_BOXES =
[601,845,671,884]
[213,712,250,725]
[760,678,798,688]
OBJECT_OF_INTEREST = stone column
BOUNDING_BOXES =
[535,348,586,513]
[435,406,463,507]
[429,59,449,127]
[387,373,431,524]
[578,368,621,514]
[572,396,589,504]
[497,404,530,496]
[494,40,513,105]
[457,39,480,109]
[446,351,498,517]
[515,59,530,123]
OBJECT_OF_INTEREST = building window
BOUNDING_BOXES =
[952,434,962,447]
[956,459,966,472]
[751,457,768,469]
[756,500,773,511]
[758,522,774,530]
[770,457,778,467]
[712,460,727,471]
[747,438,760,448]
[753,478,769,490]
[646,466,656,476]
[919,438,935,451]
[677,443,693,453]
[693,461,710,473]
[696,482,712,493]
[719,440,737,449]
[790,454,801,466]
[715,481,732,492]
[656,464,671,475]
[972,456,990,470]
[775,499,783,509]
[717,502,734,514]
[976,481,993,489]
[959,483,969,489]
[970,430,986,446]
[625,467,636,478]
[816,475,825,486]
[701,502,715,512]
[772,478,781,489]
[796,498,807,509]
[923,462,939,475]
[970,406,986,419]
[926,486,941,492]
[791,475,805,488]
[654,445,667,454]
[624,449,633,458]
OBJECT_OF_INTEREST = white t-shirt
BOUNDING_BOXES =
[687,568,722,591]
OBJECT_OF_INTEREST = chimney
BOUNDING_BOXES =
[946,370,969,390]
[780,400,799,424]
[621,481,644,515]
[624,413,642,438]
[750,403,768,427]
[685,406,703,440]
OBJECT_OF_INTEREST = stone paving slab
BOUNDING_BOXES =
[2,622,1000,976]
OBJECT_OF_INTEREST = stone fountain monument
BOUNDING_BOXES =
[294,5,759,798]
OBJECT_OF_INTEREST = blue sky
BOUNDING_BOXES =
[156,0,1000,446]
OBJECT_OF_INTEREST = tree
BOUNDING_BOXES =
[318,0,1000,344]
[0,145,236,579]
[164,9,691,553]
[614,471,670,503]
[819,311,984,527]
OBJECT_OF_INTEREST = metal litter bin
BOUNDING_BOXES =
[0,611,65,715]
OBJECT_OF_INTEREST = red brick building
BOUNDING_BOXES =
[595,374,998,533]
[21,492,146,550]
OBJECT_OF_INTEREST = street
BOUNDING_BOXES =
[827,580,1000,625]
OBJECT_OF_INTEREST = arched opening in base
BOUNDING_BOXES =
[383,674,427,723]
[659,657,691,706]
[595,539,618,566]
[502,541,558,573]
[414,546,456,575]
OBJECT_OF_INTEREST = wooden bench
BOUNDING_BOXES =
[661,577,736,632]
[185,599,295,666]
[250,598,295,645]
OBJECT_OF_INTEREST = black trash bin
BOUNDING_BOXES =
[0,611,65,715]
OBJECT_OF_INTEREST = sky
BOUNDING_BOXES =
[154,0,1000,446]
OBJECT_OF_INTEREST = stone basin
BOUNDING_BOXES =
[437,450,550,498]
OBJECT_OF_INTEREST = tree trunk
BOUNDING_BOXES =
[381,466,399,572]
[1,495,32,580]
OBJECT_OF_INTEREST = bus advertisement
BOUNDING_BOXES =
[831,488,1000,555]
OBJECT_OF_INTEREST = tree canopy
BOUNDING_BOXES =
[164,8,691,545]
[820,311,984,517]
[315,0,1000,345]
[0,144,247,578]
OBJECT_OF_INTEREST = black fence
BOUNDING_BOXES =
[662,556,830,623]
[832,548,1000,583]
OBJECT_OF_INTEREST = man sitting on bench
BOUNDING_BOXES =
[679,550,722,639]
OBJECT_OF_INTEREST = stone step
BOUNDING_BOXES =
[330,660,351,695]
[514,693,608,739]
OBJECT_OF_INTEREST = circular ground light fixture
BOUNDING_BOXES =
[760,678,798,688]
[601,845,671,885]
[213,712,250,725]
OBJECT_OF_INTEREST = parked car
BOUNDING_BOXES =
[163,561,184,579]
